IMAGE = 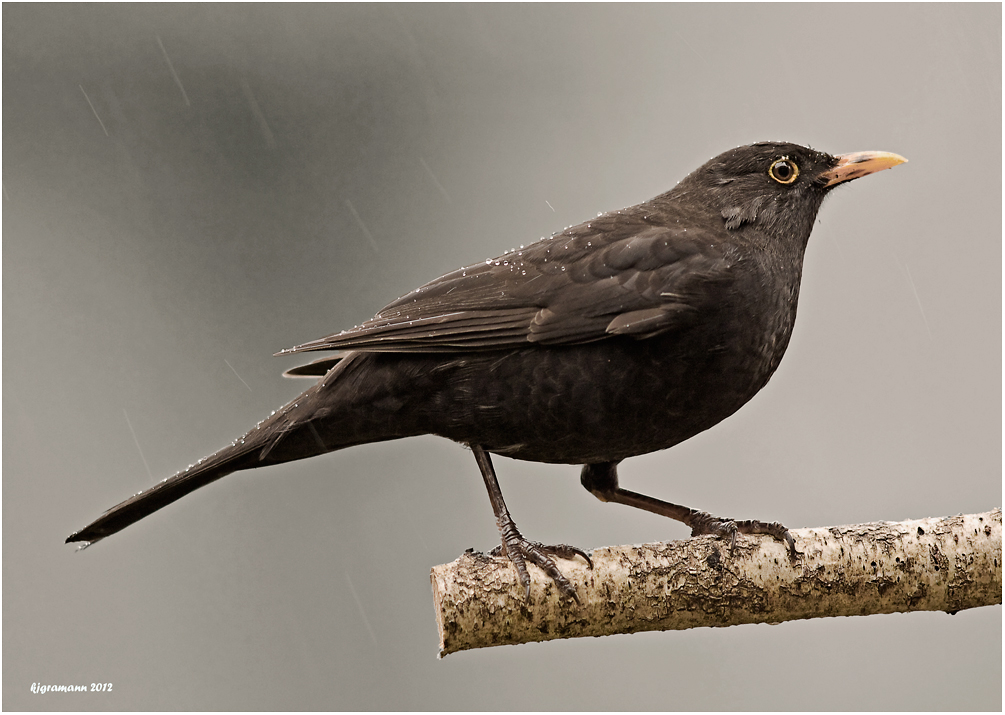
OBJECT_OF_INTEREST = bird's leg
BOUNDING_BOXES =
[581,462,796,557]
[471,445,593,603]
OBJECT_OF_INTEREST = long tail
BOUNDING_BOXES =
[65,442,258,545]
[66,354,373,546]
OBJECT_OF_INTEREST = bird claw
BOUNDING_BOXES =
[491,536,592,604]
[688,511,796,558]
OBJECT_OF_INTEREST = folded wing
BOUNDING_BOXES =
[282,216,737,356]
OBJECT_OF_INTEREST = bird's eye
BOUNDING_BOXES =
[769,158,799,185]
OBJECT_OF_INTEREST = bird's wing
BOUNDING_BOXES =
[282,355,346,377]
[282,216,737,355]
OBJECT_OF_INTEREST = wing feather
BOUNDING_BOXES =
[281,215,736,356]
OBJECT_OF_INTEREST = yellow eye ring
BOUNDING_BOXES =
[769,158,799,184]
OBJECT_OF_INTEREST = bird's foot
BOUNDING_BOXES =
[686,510,796,558]
[490,530,593,604]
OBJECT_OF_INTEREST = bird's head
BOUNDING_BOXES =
[672,142,906,246]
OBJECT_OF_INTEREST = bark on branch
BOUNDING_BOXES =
[430,509,1002,656]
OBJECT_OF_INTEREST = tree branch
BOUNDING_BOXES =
[430,509,1001,656]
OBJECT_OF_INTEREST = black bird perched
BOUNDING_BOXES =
[67,142,906,602]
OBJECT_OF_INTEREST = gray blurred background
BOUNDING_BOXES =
[4,4,1000,710]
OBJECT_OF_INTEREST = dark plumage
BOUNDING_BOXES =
[67,142,906,601]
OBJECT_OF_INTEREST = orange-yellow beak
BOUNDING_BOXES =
[819,151,908,187]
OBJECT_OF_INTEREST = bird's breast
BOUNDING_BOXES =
[424,310,798,464]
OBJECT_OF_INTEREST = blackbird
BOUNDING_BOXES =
[67,142,906,602]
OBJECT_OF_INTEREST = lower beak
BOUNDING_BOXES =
[820,151,908,187]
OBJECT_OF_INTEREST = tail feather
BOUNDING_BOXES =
[66,352,395,546]
[65,444,256,545]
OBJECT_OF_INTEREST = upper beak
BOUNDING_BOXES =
[819,151,908,187]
